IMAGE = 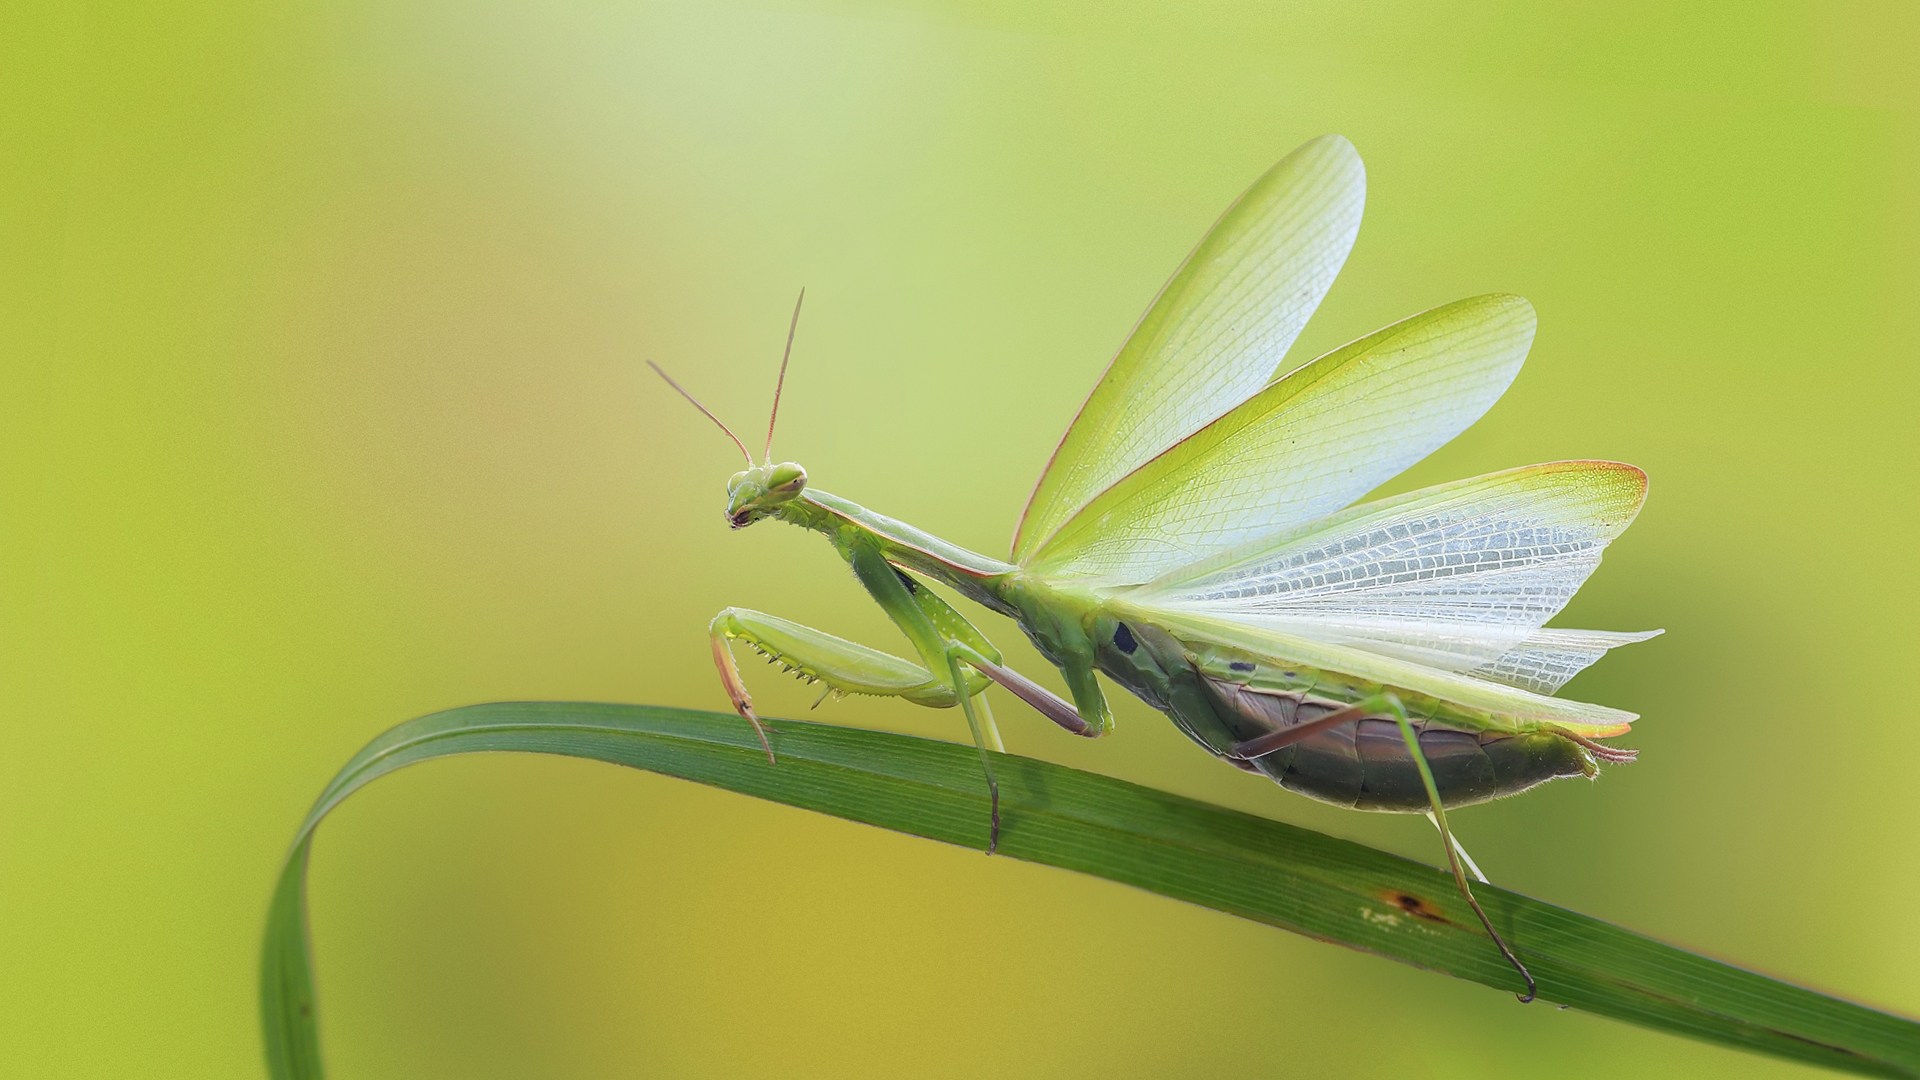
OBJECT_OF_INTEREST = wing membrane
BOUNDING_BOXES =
[1109,598,1639,735]
[1468,628,1664,695]
[1128,460,1656,691]
[1013,134,1366,563]
[1029,295,1535,581]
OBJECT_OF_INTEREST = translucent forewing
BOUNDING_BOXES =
[1028,295,1535,583]
[1128,460,1658,692]
[1012,134,1365,564]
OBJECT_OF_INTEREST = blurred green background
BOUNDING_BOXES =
[4,1,1917,1077]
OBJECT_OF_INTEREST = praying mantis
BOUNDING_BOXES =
[652,134,1658,1001]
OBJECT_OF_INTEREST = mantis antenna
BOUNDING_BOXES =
[764,287,805,464]
[648,360,754,466]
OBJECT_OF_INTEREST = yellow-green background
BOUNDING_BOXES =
[5,1,1917,1077]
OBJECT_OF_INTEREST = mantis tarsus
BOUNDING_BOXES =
[655,135,1658,1003]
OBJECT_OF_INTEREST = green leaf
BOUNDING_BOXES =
[261,703,1920,1078]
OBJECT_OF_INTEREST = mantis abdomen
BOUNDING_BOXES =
[1196,675,1595,812]
[1095,618,1596,813]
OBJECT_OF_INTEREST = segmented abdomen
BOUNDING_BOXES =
[1200,676,1593,812]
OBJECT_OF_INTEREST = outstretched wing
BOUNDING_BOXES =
[1027,294,1535,583]
[1013,134,1366,564]
[1127,460,1658,694]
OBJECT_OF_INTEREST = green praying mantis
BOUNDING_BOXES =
[652,134,1658,1001]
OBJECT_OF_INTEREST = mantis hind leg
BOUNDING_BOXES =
[709,607,994,763]
[1426,811,1489,884]
[1227,696,1537,1001]
[1381,694,1537,1003]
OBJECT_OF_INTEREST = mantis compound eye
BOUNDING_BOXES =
[765,461,807,499]
[726,470,751,496]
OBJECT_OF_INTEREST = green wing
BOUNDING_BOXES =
[1012,134,1366,564]
[1027,294,1536,583]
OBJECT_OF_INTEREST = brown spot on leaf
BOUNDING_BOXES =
[1381,889,1454,925]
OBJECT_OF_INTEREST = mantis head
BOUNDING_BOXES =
[725,461,808,528]
[651,287,811,532]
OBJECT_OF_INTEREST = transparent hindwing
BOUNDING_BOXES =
[1125,460,1660,698]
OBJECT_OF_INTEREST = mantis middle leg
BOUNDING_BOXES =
[845,541,1015,852]
[839,541,1098,847]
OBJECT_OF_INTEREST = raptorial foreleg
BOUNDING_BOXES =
[709,606,991,763]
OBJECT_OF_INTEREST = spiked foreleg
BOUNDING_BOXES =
[709,607,990,762]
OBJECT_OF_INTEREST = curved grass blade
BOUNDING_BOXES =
[262,703,1920,1079]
